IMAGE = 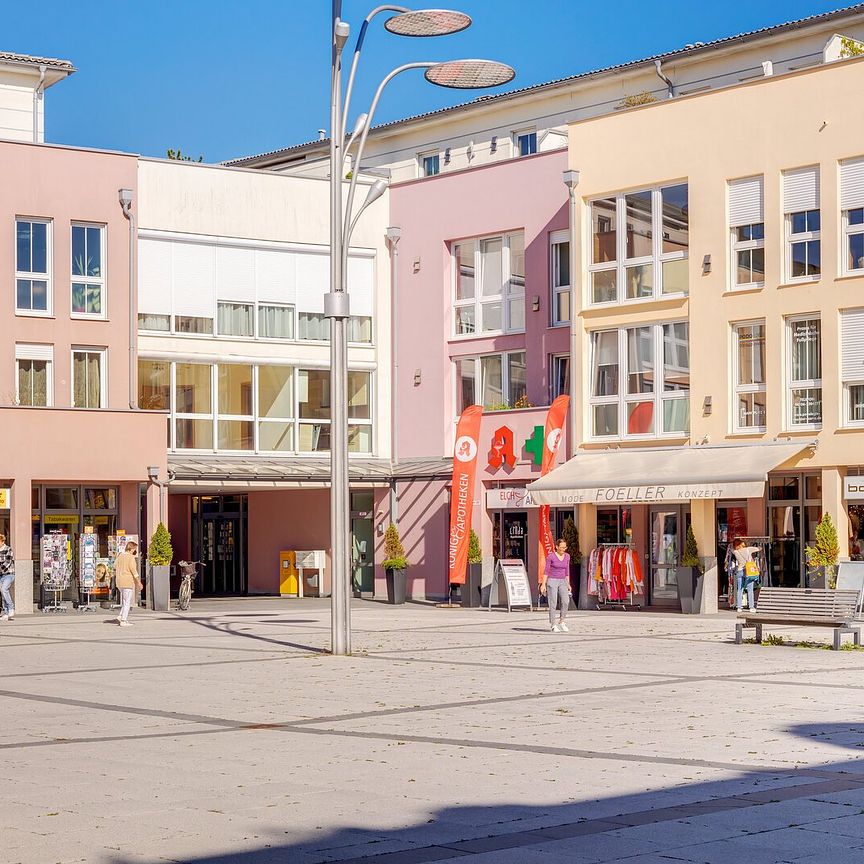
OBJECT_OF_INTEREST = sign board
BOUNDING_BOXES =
[295,550,324,569]
[530,482,766,506]
[0,488,9,509]
[845,476,864,500]
[488,558,533,612]
[486,487,540,510]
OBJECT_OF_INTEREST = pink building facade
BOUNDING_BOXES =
[0,140,167,613]
[389,149,573,599]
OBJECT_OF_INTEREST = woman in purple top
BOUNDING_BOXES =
[540,538,571,632]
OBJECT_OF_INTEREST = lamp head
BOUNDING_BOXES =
[424,59,515,89]
[350,112,369,139]
[384,9,471,37]
[364,178,389,207]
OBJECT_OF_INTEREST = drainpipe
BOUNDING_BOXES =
[386,226,402,523]
[562,170,580,459]
[33,64,46,142]
[654,60,674,99]
[119,189,136,409]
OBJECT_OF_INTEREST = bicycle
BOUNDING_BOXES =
[176,560,201,611]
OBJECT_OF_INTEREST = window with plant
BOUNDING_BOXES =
[456,351,527,412]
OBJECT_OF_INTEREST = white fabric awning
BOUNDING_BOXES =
[527,441,813,506]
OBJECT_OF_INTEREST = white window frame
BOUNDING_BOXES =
[172,362,215,452]
[70,222,107,319]
[843,207,864,275]
[785,210,821,284]
[216,300,255,338]
[257,302,296,340]
[71,347,106,409]
[217,363,255,453]
[455,351,527,413]
[550,229,570,326]
[15,343,53,407]
[785,315,822,430]
[844,381,864,428]
[419,150,440,177]
[588,322,690,441]
[730,224,765,289]
[732,321,767,433]
[550,353,570,401]
[15,217,52,316]
[513,128,537,157]
[452,232,525,338]
[587,185,689,307]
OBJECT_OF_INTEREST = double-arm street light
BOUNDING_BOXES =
[327,3,515,655]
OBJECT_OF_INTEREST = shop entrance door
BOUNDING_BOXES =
[351,518,374,596]
[192,495,247,595]
[501,512,528,561]
[649,505,690,607]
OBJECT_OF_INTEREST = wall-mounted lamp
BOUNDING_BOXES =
[467,141,474,161]
[702,395,712,415]
[532,295,540,312]
[490,136,498,154]
[413,369,422,386]
[413,257,421,273]
[444,147,451,165]
[702,254,712,275]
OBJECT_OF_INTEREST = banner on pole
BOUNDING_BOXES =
[537,395,570,581]
[448,405,483,586]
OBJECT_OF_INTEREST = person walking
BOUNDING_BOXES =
[540,538,571,632]
[0,534,15,621]
[732,538,760,612]
[113,541,142,627]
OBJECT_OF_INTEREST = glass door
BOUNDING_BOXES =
[501,512,528,562]
[192,495,247,594]
[351,518,374,596]
[649,506,689,606]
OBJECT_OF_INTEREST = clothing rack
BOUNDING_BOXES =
[590,543,643,611]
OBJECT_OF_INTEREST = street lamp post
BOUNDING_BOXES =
[327,2,515,656]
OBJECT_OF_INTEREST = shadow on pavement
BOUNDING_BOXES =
[103,723,864,864]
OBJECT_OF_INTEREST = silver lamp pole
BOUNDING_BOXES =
[326,3,515,656]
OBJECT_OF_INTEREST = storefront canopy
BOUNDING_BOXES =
[527,441,814,506]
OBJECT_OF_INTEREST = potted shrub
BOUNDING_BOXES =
[806,513,840,589]
[679,525,703,614]
[562,517,582,610]
[147,522,173,612]
[381,523,408,605]
[462,529,483,608]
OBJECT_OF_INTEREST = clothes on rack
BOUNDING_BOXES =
[724,539,770,608]
[586,545,644,602]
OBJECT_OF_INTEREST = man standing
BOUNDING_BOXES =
[114,541,142,627]
[0,533,15,621]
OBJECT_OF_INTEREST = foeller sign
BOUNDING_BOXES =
[448,405,483,586]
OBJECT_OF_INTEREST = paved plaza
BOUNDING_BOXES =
[2,600,864,863]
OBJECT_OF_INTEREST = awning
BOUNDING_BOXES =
[527,441,814,506]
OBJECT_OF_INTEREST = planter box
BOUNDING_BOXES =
[677,567,699,614]
[462,563,483,608]
[148,564,170,612]
[385,568,407,605]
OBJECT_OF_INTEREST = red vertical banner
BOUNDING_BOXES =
[448,405,483,585]
[537,395,570,581]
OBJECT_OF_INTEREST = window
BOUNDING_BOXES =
[550,230,570,325]
[420,152,440,177]
[729,176,765,289]
[841,309,864,426]
[783,167,820,282]
[587,184,688,305]
[217,302,254,337]
[72,348,105,409]
[589,323,689,439]
[456,352,527,412]
[218,364,253,450]
[258,366,294,452]
[347,371,373,452]
[15,344,52,407]
[175,362,213,449]
[15,218,50,314]
[452,233,525,336]
[137,359,170,411]
[258,304,294,339]
[298,369,331,452]
[174,315,213,335]
[515,129,537,156]
[71,224,105,316]
[138,313,170,332]
[299,313,328,340]
[841,158,864,273]
[733,323,766,431]
[786,317,822,428]
[551,354,570,400]
[347,315,372,343]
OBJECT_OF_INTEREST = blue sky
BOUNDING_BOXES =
[5,1,858,163]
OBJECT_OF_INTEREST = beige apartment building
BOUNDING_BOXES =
[550,50,864,612]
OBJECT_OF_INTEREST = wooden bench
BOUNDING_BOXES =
[735,587,862,650]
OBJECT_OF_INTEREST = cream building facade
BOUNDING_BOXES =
[560,50,864,612]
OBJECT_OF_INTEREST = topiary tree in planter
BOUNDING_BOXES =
[147,522,173,612]
[806,513,840,589]
[381,523,408,605]
[679,525,702,614]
